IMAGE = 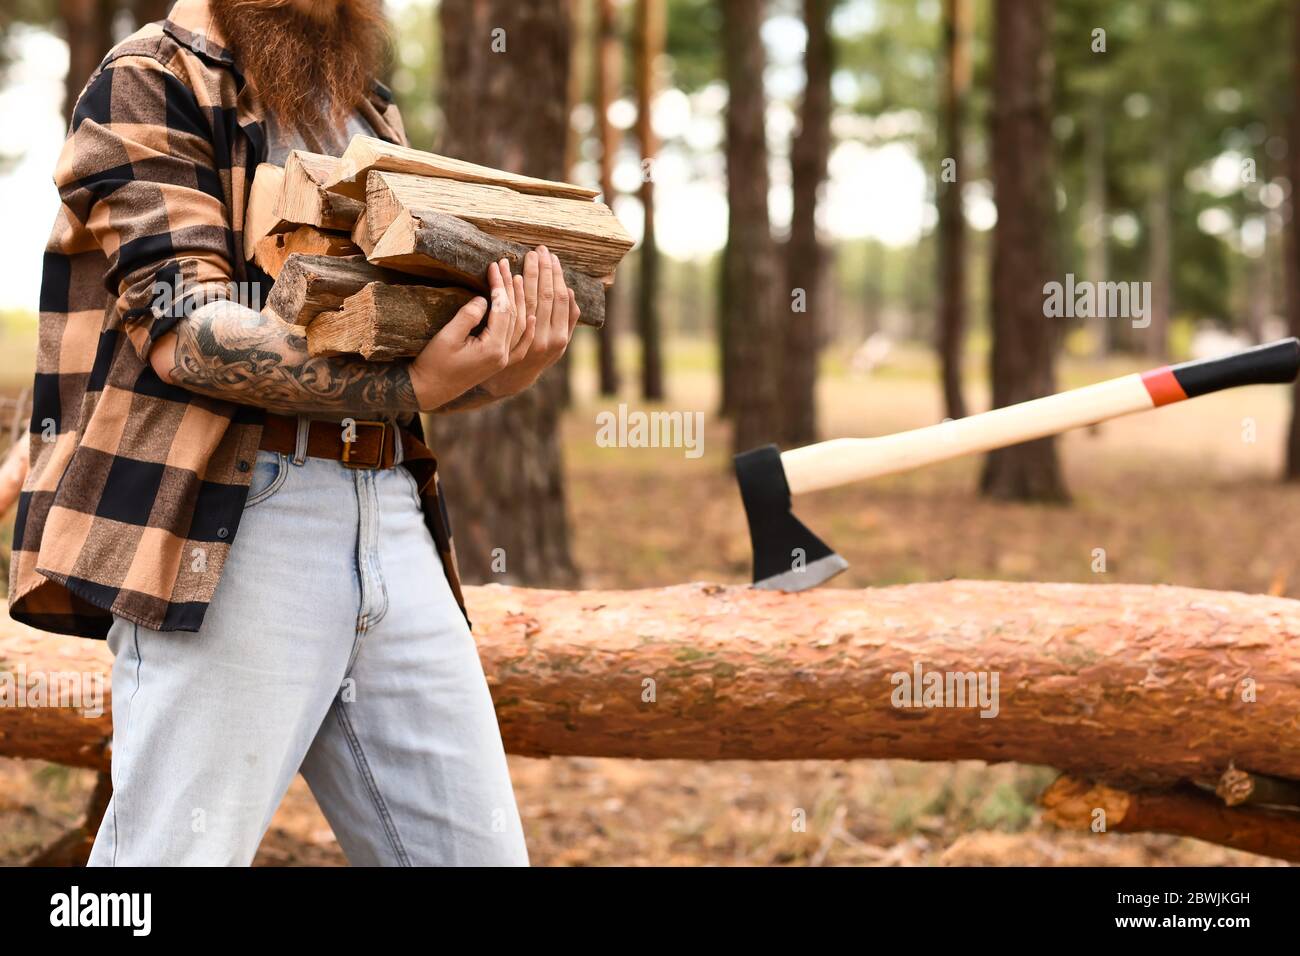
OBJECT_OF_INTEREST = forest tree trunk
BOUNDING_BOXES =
[1285,0,1300,479]
[936,0,971,422]
[722,0,781,453]
[595,0,622,396]
[781,0,833,446]
[429,0,578,586]
[132,0,172,25]
[60,0,115,123]
[1082,99,1110,358]
[635,0,664,401]
[979,0,1068,502]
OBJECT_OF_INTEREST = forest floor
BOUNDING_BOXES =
[1,334,1296,866]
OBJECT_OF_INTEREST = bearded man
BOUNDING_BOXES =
[7,0,579,865]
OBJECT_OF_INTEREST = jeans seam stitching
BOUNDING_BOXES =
[110,622,146,867]
[334,703,411,865]
[244,452,289,509]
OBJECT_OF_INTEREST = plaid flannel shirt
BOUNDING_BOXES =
[8,0,467,638]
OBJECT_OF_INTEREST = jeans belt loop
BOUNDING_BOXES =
[292,414,310,466]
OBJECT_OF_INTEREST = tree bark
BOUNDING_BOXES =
[980,0,1068,502]
[8,581,1300,792]
[634,0,665,401]
[367,208,608,325]
[936,0,971,421]
[429,0,578,586]
[722,0,781,453]
[781,0,834,446]
[595,0,623,396]
[1043,775,1300,863]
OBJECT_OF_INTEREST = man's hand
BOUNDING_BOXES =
[480,245,580,399]
[408,258,528,411]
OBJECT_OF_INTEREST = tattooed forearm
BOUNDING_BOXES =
[434,384,496,413]
[168,301,420,416]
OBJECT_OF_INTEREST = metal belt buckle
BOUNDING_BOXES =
[342,420,388,469]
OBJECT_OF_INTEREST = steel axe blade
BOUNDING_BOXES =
[734,444,848,591]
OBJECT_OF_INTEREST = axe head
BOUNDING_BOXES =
[734,444,848,591]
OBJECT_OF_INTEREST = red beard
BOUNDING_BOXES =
[209,0,389,131]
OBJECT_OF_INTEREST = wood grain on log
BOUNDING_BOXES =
[275,150,365,232]
[307,282,476,360]
[253,226,360,279]
[366,170,634,279]
[325,134,602,202]
[4,581,1300,791]
[265,254,405,326]
[1042,774,1300,862]
[351,212,377,256]
[243,163,286,262]
[368,208,605,327]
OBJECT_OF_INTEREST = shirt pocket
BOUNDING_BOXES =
[244,450,289,509]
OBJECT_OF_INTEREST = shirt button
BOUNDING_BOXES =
[217,527,229,539]
[237,460,251,472]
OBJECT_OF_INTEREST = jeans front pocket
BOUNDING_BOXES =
[244,450,288,508]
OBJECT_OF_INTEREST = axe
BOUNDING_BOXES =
[735,337,1300,591]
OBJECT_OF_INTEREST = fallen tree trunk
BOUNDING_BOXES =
[3,581,1298,789]
[1042,774,1300,862]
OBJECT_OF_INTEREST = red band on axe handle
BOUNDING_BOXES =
[1141,367,1188,407]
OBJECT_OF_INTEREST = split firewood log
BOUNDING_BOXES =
[264,254,406,326]
[366,208,605,327]
[324,134,601,202]
[307,283,476,360]
[253,225,360,279]
[365,170,633,279]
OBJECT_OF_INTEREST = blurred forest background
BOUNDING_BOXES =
[1,0,1298,866]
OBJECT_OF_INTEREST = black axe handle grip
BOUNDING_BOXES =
[1163,337,1300,398]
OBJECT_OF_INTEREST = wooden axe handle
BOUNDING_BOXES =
[781,338,1300,496]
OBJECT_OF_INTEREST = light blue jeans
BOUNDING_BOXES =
[88,434,528,866]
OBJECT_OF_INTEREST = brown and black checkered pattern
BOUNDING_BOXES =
[8,0,467,638]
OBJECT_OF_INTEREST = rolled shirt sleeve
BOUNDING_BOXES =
[55,53,237,362]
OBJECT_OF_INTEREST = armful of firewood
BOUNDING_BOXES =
[148,268,516,417]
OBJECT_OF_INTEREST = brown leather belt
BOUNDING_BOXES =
[258,413,411,470]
